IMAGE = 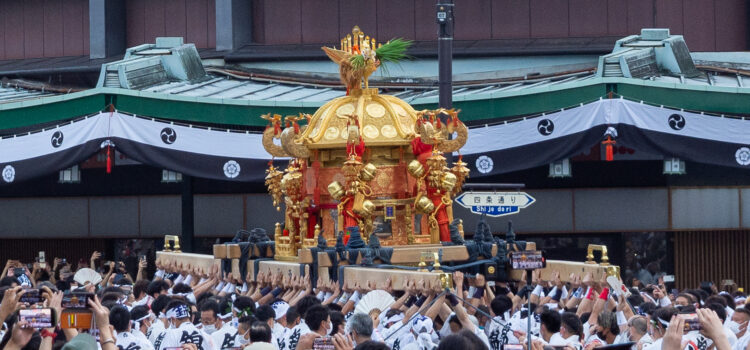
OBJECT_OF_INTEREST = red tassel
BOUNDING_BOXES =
[106,146,113,174]
[602,136,616,162]
[436,118,442,129]
[294,122,300,134]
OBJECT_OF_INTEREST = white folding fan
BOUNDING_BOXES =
[354,290,395,315]
[74,268,103,286]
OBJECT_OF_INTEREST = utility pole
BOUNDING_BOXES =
[437,0,454,110]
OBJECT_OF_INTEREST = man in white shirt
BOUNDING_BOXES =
[554,313,583,350]
[271,301,292,350]
[487,295,523,350]
[625,316,651,350]
[109,305,154,350]
[147,295,172,345]
[281,296,320,350]
[204,299,238,350]
[129,305,155,345]
[730,308,750,350]
[153,300,215,350]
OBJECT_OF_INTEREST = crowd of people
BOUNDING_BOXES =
[0,252,748,350]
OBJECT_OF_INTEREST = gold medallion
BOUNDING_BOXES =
[363,125,379,139]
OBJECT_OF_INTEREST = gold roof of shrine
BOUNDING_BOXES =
[299,88,418,149]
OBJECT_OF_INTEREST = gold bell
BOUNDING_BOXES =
[408,160,425,178]
[441,172,457,192]
[415,196,435,214]
[357,200,375,217]
[328,181,345,200]
[359,163,377,182]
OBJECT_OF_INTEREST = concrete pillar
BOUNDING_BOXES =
[216,0,252,51]
[89,0,126,59]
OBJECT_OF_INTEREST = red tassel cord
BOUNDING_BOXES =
[602,136,616,162]
[106,146,113,173]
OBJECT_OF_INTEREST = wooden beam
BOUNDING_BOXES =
[156,251,220,272]
[212,244,273,259]
[246,260,310,281]
[341,267,449,291]
[313,242,536,267]
[508,260,615,282]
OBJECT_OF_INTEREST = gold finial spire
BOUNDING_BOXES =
[322,26,411,91]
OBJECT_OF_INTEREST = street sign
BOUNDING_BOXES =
[454,191,536,217]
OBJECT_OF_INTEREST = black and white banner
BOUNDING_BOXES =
[461,98,750,176]
[0,111,278,185]
[2,99,749,184]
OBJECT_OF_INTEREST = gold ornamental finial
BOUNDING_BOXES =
[322,26,411,91]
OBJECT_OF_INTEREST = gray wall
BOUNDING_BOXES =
[0,187,746,238]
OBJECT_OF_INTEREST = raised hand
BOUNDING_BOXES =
[453,271,464,287]
[582,272,593,286]
[662,316,685,350]
[475,273,486,288]
[332,333,355,350]
[0,286,24,321]
[384,278,393,294]
[554,271,562,288]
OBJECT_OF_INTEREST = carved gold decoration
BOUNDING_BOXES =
[280,124,311,158]
[265,164,284,211]
[261,114,289,157]
[416,109,468,153]
[450,156,470,195]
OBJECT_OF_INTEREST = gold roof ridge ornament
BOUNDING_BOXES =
[322,26,412,92]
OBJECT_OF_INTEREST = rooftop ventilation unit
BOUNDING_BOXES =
[597,28,699,78]
[97,37,207,89]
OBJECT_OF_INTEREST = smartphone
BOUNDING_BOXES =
[679,313,701,333]
[62,292,94,309]
[510,250,546,270]
[38,251,46,269]
[19,308,55,329]
[663,275,675,283]
[61,258,67,265]
[19,289,42,304]
[502,345,525,350]
[313,336,334,350]
[722,279,735,286]
[60,310,93,329]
